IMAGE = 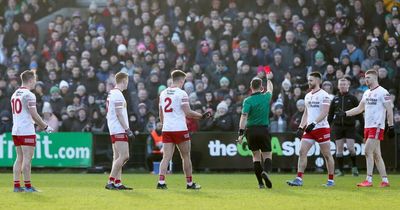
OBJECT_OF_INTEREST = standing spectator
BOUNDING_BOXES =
[146,120,163,173]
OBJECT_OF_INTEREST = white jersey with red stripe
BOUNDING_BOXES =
[362,86,390,129]
[304,89,331,129]
[106,88,129,135]
[11,87,36,136]
[159,87,189,132]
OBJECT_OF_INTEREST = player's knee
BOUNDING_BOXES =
[121,154,129,162]
[15,158,23,164]
[348,148,356,155]
[299,149,308,157]
[373,152,381,160]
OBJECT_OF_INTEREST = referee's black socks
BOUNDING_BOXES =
[253,161,263,185]
[263,158,272,173]
[350,153,357,167]
[336,154,344,171]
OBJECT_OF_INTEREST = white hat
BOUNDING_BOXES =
[60,80,69,89]
[217,101,228,111]
[42,102,53,114]
[117,44,127,53]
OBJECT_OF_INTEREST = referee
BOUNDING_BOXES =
[328,78,363,176]
[238,76,273,189]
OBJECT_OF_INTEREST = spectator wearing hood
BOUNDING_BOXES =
[362,46,380,71]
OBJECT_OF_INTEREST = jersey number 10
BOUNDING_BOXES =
[11,98,22,114]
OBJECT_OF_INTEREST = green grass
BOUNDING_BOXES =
[1,173,400,210]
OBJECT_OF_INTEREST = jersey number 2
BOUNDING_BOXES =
[11,98,22,114]
[164,97,173,113]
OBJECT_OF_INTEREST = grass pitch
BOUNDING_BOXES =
[0,173,399,210]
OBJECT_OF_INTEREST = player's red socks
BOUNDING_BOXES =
[24,181,31,188]
[297,172,303,179]
[108,176,115,184]
[114,179,121,186]
[328,174,334,180]
[14,181,20,188]
[159,175,165,184]
[186,176,192,185]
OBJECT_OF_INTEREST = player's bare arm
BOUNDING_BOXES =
[28,106,47,129]
[182,103,202,119]
[345,100,365,117]
[115,106,129,130]
[159,105,164,124]
[266,79,273,94]
[384,101,394,126]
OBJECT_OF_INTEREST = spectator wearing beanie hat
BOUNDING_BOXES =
[206,101,232,131]
[215,76,232,102]
[42,102,59,132]
[270,102,287,133]
[311,51,327,74]
[289,99,305,131]
[59,80,73,105]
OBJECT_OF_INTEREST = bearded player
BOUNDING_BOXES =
[287,72,335,187]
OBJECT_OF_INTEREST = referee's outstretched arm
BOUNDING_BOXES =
[266,74,273,94]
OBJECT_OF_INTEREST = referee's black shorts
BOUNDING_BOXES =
[245,126,271,152]
[331,125,356,140]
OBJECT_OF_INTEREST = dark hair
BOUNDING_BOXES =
[309,71,322,79]
[171,69,186,82]
[20,70,35,83]
[250,78,262,90]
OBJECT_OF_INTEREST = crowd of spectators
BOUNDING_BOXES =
[2,0,400,134]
